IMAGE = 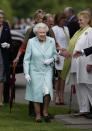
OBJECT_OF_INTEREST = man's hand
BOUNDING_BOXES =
[57,47,71,58]
[13,57,19,66]
[73,51,83,58]
[61,50,71,58]
[86,65,92,73]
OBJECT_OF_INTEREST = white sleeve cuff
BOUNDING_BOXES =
[81,50,85,55]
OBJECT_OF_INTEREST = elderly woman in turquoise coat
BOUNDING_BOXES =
[23,23,57,122]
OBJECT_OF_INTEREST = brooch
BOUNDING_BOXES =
[85,32,88,35]
[50,40,52,43]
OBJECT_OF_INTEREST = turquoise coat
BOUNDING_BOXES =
[23,36,57,103]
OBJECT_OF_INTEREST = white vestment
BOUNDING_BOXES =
[70,27,92,112]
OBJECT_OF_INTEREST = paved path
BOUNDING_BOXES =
[55,114,92,130]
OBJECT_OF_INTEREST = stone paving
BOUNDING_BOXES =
[55,114,92,130]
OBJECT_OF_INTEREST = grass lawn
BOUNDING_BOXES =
[0,103,89,131]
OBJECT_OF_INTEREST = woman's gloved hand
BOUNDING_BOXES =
[1,42,10,48]
[25,74,31,83]
[43,58,54,65]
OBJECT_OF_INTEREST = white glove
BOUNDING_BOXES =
[25,74,31,83]
[44,58,54,65]
[1,42,10,48]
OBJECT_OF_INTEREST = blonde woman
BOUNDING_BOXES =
[59,10,92,116]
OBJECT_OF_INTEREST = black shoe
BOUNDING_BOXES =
[35,119,42,123]
[85,113,92,119]
[72,112,89,117]
[48,114,54,119]
[44,116,51,122]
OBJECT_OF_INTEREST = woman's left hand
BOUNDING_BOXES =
[86,65,92,73]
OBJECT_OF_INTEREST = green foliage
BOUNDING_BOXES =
[0,0,13,21]
[0,0,92,20]
[10,0,92,18]
[10,0,32,18]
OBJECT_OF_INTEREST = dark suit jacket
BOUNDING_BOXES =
[0,22,12,76]
[65,15,80,38]
[84,46,92,56]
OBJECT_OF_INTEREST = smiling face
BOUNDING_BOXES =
[37,28,46,41]
[78,11,91,29]
[35,13,44,23]
[78,15,89,29]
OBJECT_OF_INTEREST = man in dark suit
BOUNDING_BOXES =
[0,10,12,103]
[64,7,80,38]
[84,46,92,56]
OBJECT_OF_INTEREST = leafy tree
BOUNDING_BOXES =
[10,0,92,18]
[0,0,13,21]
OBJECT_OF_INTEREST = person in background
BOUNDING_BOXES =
[64,7,80,38]
[25,18,34,33]
[43,14,54,29]
[12,17,20,30]
[0,10,12,105]
[13,9,45,65]
[24,9,45,44]
[23,23,57,122]
[52,12,70,105]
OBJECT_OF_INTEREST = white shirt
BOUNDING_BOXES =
[52,25,70,70]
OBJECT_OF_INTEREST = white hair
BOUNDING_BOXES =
[33,22,49,34]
